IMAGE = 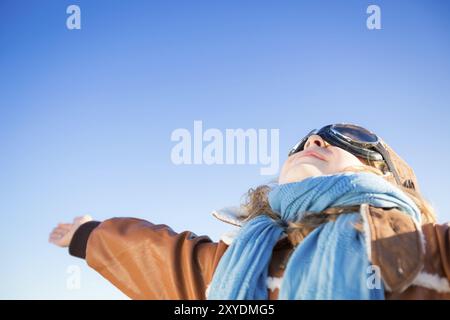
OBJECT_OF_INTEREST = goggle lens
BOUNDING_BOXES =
[331,124,378,144]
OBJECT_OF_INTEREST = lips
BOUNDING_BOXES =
[298,150,327,161]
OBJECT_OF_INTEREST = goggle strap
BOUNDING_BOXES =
[375,141,402,186]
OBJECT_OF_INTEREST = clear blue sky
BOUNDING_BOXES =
[0,0,449,299]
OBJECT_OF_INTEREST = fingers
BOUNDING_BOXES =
[49,233,61,242]
[50,227,68,238]
[49,219,80,247]
[53,225,68,233]
[49,215,93,247]
[48,227,70,247]
[49,228,66,237]
[51,231,65,239]
[74,215,93,224]
[49,233,62,243]
[49,231,62,244]
[49,231,59,238]
[57,223,72,229]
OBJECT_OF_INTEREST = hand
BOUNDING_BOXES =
[49,215,93,247]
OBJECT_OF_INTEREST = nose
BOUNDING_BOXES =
[304,135,328,149]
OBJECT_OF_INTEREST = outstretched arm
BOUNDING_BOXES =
[49,216,228,299]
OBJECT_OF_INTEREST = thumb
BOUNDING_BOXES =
[73,215,93,226]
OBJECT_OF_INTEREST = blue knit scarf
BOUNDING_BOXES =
[207,172,421,300]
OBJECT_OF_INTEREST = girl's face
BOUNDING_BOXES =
[279,134,365,184]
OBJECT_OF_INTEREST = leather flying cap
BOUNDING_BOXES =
[378,138,420,193]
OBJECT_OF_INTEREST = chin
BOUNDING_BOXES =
[280,167,323,184]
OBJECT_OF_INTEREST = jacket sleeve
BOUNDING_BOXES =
[69,221,101,259]
[434,222,450,281]
[84,217,228,300]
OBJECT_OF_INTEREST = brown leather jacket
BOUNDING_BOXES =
[70,205,450,299]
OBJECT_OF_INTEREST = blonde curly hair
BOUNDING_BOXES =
[241,161,436,247]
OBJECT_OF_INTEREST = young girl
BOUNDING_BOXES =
[49,123,450,299]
